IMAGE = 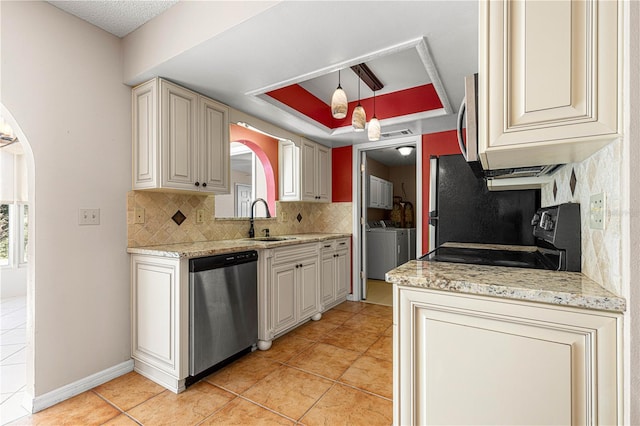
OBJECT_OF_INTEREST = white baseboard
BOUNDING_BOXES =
[24,359,134,413]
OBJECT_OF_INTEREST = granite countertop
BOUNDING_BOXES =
[127,233,351,258]
[386,260,625,313]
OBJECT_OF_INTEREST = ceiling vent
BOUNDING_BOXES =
[381,129,413,139]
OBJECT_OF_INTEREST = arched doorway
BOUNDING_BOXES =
[0,104,35,420]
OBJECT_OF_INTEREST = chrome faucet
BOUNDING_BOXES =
[248,198,271,238]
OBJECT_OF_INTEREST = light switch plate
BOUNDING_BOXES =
[196,209,205,223]
[79,208,100,225]
[589,193,605,230]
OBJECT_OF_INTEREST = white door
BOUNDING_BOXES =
[235,184,252,218]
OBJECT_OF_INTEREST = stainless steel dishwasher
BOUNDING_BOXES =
[188,250,258,384]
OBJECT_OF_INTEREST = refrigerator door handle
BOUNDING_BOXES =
[456,96,468,161]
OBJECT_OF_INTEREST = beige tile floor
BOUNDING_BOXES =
[365,279,393,306]
[9,301,393,425]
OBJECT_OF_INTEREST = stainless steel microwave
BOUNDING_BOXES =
[456,74,563,191]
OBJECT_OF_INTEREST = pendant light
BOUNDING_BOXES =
[330,70,348,119]
[368,90,381,141]
[352,69,366,132]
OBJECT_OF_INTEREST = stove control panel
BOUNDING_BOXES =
[532,203,581,272]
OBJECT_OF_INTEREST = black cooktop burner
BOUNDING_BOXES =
[420,246,561,271]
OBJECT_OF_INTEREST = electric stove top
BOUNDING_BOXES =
[421,203,581,272]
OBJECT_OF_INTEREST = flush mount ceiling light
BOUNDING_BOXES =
[352,69,366,132]
[397,146,415,156]
[368,90,381,141]
[330,70,348,119]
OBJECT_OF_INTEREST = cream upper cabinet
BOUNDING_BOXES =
[395,286,622,425]
[132,78,229,193]
[279,138,331,203]
[479,0,621,169]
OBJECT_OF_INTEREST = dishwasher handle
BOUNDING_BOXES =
[190,250,258,272]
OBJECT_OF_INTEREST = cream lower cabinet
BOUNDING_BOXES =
[131,254,189,393]
[479,0,621,169]
[320,238,350,311]
[394,286,622,425]
[258,242,321,349]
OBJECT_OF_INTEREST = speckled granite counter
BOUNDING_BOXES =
[386,260,625,313]
[127,233,351,258]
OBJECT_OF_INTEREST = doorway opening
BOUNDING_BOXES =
[0,105,34,423]
[350,135,422,304]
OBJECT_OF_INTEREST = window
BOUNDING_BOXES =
[0,204,8,266]
[0,202,29,268]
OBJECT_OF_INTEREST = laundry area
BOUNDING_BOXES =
[363,146,416,302]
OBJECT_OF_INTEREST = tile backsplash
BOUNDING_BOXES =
[127,191,352,248]
[541,140,622,295]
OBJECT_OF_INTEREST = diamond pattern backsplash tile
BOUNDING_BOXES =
[171,210,186,226]
[127,191,352,248]
[541,140,622,295]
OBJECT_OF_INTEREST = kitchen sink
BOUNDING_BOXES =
[249,236,296,242]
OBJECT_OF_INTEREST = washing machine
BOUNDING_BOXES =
[366,225,409,280]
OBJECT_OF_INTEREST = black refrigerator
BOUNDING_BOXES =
[429,155,540,248]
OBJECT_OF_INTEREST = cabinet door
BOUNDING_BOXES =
[297,258,319,320]
[335,248,349,299]
[132,256,180,376]
[270,263,297,335]
[132,80,158,189]
[479,0,620,169]
[369,176,380,208]
[316,144,331,202]
[278,140,300,201]
[382,181,393,209]
[320,249,335,307]
[160,81,199,190]
[301,138,317,201]
[396,288,622,425]
[199,97,229,193]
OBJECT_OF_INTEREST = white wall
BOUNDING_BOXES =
[0,0,131,399]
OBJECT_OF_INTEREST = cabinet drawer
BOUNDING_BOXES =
[272,243,318,265]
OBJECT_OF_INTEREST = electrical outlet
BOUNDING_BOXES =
[196,209,205,223]
[78,208,100,225]
[134,208,145,224]
[589,193,605,230]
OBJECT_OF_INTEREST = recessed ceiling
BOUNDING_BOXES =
[47,1,178,37]
[259,39,451,138]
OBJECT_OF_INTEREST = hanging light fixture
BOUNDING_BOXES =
[330,70,348,119]
[368,90,381,141]
[352,69,366,132]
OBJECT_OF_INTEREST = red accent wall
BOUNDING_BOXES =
[230,124,279,201]
[266,84,443,130]
[421,129,462,250]
[332,145,353,202]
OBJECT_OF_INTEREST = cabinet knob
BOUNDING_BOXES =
[202,182,207,188]
[195,181,200,187]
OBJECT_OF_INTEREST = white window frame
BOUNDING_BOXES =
[0,201,28,269]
